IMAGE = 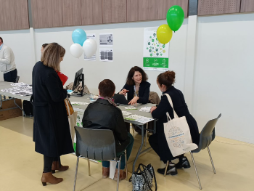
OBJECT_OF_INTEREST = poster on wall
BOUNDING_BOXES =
[100,33,113,46]
[84,34,96,61]
[99,47,113,62]
[99,33,113,62]
[143,27,169,71]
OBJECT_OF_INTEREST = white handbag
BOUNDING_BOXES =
[163,93,197,157]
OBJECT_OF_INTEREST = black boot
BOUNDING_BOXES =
[175,156,191,169]
[157,163,177,176]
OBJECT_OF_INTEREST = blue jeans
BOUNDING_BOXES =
[102,133,134,170]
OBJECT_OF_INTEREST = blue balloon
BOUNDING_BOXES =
[72,29,87,46]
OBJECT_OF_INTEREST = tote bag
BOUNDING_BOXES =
[163,94,197,157]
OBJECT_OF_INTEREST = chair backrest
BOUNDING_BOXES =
[149,91,161,105]
[197,114,221,151]
[74,126,116,161]
[15,76,20,83]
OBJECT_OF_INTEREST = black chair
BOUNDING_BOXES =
[190,114,222,190]
[73,126,127,191]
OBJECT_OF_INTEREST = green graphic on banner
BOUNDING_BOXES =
[143,57,168,68]
[143,28,169,70]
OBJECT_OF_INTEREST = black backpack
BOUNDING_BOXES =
[23,100,33,117]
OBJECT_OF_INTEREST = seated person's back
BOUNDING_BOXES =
[82,95,130,152]
[82,79,134,180]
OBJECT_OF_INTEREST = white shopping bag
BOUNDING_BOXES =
[109,161,117,179]
[68,111,78,144]
[163,94,197,157]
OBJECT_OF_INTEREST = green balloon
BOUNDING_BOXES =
[166,5,184,32]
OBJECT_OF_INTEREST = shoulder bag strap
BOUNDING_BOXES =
[152,166,157,191]
[164,93,179,119]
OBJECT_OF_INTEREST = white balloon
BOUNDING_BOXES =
[83,39,97,58]
[70,43,84,58]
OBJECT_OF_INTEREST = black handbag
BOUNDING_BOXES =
[131,163,157,191]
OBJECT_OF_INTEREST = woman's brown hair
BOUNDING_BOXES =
[157,71,175,89]
[41,43,65,72]
[42,43,48,49]
[99,79,116,97]
[126,66,148,86]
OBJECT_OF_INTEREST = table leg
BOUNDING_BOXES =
[132,124,144,173]
[14,98,25,116]
[144,123,148,147]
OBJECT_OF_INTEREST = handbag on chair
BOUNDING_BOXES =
[64,98,74,116]
[131,163,157,191]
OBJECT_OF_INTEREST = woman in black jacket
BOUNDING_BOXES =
[119,66,150,105]
[82,79,134,180]
[32,43,74,186]
[119,66,151,133]
[149,71,200,176]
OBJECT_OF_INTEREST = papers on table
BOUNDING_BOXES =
[125,106,137,110]
[122,111,132,116]
[139,107,151,113]
[71,102,89,106]
[1,82,32,96]
[124,115,153,124]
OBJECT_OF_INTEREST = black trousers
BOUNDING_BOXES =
[43,155,61,173]
[149,134,184,164]
[4,69,17,83]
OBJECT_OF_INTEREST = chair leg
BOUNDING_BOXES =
[87,158,91,176]
[73,156,80,191]
[190,152,202,190]
[164,161,169,177]
[116,157,122,191]
[207,146,216,174]
[125,152,128,180]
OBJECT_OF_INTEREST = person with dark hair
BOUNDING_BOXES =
[119,66,151,133]
[149,71,200,176]
[0,37,17,82]
[32,43,74,186]
[119,66,150,105]
[82,79,134,180]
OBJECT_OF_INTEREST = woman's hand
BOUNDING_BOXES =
[119,89,129,96]
[128,96,139,105]
[150,106,157,113]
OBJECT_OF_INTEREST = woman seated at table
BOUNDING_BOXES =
[149,71,200,175]
[119,66,150,105]
[119,66,151,133]
[82,79,134,180]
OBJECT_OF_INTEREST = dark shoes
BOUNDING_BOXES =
[175,156,191,169]
[157,163,178,176]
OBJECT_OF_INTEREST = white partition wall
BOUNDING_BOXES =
[194,13,254,143]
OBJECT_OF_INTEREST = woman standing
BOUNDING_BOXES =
[32,43,74,186]
[149,71,200,175]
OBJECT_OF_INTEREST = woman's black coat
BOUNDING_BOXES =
[122,81,150,104]
[149,86,200,162]
[32,61,74,157]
